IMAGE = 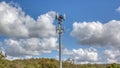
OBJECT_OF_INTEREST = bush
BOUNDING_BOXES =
[107,63,120,68]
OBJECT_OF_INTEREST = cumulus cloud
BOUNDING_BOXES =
[0,1,57,58]
[6,55,33,60]
[63,47,120,64]
[0,1,56,38]
[4,38,57,57]
[71,20,120,48]
[0,1,29,38]
[27,11,56,38]
[103,49,120,63]
[63,47,98,63]
[71,20,120,63]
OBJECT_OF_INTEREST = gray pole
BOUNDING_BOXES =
[59,24,62,68]
[56,14,65,68]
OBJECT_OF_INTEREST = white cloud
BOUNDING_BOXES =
[63,47,120,64]
[27,12,56,38]
[0,1,57,58]
[0,1,29,38]
[116,6,120,13]
[103,49,120,63]
[5,37,57,57]
[0,1,56,38]
[71,20,120,48]
[6,55,33,60]
[71,21,120,63]
[63,47,98,63]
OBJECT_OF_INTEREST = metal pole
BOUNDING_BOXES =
[56,14,65,68]
[58,22,63,68]
[59,28,62,68]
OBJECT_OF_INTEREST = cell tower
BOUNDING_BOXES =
[56,13,65,68]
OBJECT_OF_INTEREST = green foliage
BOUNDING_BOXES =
[107,63,120,68]
[0,55,120,68]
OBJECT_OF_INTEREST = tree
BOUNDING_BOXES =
[107,63,120,68]
[0,51,5,59]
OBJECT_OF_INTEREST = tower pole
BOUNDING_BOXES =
[59,23,62,68]
[56,14,65,68]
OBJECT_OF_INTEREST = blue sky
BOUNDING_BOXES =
[0,0,120,63]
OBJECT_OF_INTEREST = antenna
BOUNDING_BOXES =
[56,13,65,68]
[63,13,66,20]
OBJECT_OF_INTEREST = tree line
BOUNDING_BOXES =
[0,53,120,68]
